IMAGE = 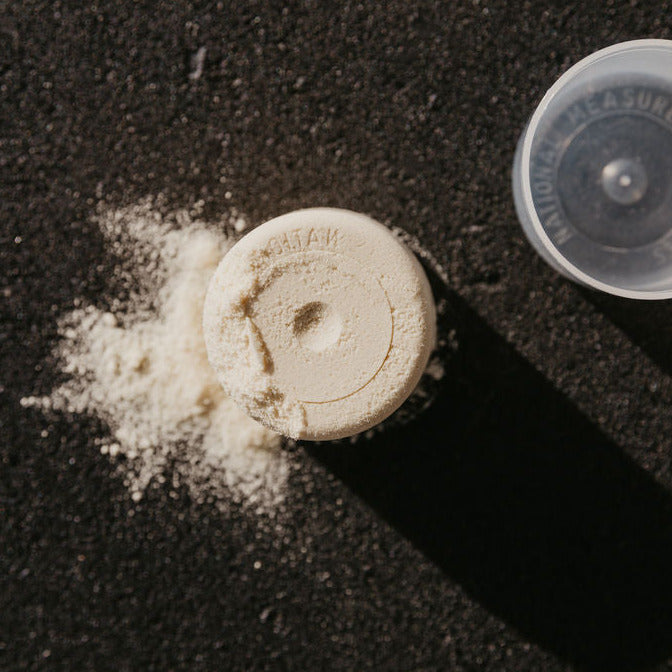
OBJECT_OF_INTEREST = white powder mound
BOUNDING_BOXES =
[20,199,288,512]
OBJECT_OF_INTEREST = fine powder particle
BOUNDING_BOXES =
[20,199,289,511]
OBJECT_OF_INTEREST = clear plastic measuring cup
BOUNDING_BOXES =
[513,39,672,299]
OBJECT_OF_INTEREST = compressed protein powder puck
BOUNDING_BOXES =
[203,208,436,440]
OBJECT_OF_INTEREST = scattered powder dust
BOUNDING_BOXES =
[391,226,450,286]
[20,198,289,512]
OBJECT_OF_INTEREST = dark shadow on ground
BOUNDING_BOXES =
[582,290,672,377]
[308,280,672,672]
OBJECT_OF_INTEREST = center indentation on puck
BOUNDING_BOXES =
[251,251,393,403]
[600,157,648,206]
[293,301,342,352]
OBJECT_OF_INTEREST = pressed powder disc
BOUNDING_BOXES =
[203,208,436,440]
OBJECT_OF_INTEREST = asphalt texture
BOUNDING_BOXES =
[4,1,672,670]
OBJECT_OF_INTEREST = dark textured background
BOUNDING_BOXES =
[4,1,672,670]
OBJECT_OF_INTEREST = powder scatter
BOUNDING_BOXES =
[392,226,450,286]
[233,217,248,233]
[188,46,207,81]
[424,357,446,382]
[20,199,289,513]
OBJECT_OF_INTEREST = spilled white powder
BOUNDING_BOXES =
[21,199,289,511]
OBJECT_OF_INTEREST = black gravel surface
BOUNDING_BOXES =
[4,1,672,670]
